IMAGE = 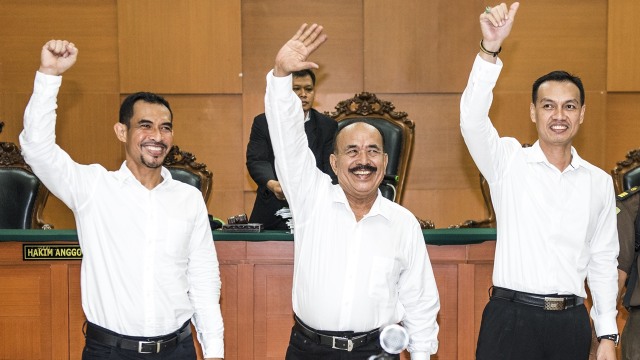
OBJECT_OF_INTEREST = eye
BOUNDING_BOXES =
[161,125,173,132]
[140,123,151,129]
[565,104,577,110]
[542,104,554,110]
[368,149,381,156]
[345,149,358,156]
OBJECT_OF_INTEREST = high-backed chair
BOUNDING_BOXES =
[0,138,52,229]
[163,145,213,203]
[451,143,532,228]
[611,148,640,194]
[327,92,414,203]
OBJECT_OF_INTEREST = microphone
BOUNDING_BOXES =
[368,324,409,360]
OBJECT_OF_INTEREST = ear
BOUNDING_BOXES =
[383,153,389,172]
[114,122,127,143]
[529,103,536,123]
[579,104,586,125]
[330,153,338,174]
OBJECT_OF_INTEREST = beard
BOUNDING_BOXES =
[140,154,164,169]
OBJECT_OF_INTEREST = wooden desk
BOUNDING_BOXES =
[0,229,497,360]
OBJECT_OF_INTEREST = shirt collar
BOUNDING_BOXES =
[330,185,392,221]
[526,141,583,171]
[115,161,173,187]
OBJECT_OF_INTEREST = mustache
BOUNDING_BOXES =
[349,164,377,173]
[141,141,168,149]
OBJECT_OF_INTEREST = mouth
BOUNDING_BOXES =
[141,142,167,157]
[349,164,377,179]
[549,122,569,133]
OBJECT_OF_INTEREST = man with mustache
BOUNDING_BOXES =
[20,40,224,360]
[461,3,618,359]
[264,24,440,359]
[246,68,337,230]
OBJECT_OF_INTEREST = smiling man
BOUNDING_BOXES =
[265,24,440,360]
[20,40,224,360]
[460,3,619,360]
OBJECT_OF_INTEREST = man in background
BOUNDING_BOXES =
[20,40,223,360]
[247,68,337,230]
[616,186,640,359]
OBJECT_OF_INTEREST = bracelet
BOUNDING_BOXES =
[479,40,501,57]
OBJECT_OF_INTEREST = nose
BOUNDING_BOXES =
[148,126,162,141]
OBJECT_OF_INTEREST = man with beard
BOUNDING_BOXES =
[461,3,618,359]
[246,68,337,230]
[20,40,223,360]
[264,24,440,359]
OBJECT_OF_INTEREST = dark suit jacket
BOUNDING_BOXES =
[246,109,338,230]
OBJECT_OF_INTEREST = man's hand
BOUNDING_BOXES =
[273,23,327,77]
[479,2,519,62]
[267,180,286,201]
[39,39,78,76]
[596,339,616,360]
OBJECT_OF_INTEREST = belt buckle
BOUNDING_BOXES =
[544,297,565,311]
[137,340,160,354]
[332,337,354,352]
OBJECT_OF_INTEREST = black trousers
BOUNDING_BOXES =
[476,297,592,360]
[284,324,397,360]
[81,323,196,360]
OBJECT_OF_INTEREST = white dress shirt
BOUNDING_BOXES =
[20,72,224,358]
[460,55,619,336]
[265,70,440,358]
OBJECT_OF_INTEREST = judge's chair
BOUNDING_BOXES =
[0,122,52,229]
[450,143,532,228]
[327,92,414,204]
[611,148,640,194]
[327,93,435,229]
[163,145,213,203]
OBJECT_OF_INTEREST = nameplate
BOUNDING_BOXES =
[23,244,83,261]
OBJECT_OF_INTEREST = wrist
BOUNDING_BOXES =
[597,334,619,347]
[479,40,502,57]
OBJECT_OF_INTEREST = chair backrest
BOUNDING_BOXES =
[163,145,213,203]
[327,92,415,203]
[0,141,51,229]
[612,148,640,194]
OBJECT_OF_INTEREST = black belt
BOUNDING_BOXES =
[85,320,192,354]
[491,286,584,311]
[293,315,380,352]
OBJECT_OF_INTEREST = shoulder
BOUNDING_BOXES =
[252,113,267,123]
[617,186,640,202]
[311,109,338,128]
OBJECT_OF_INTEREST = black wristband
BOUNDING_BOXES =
[479,40,502,57]
[597,334,619,346]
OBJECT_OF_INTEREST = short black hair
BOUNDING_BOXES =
[532,71,585,105]
[332,120,386,154]
[119,92,173,128]
[292,69,316,86]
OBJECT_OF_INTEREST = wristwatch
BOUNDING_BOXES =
[597,334,620,347]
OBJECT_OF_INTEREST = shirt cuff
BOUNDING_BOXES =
[471,54,503,84]
[590,309,619,337]
[202,338,224,359]
[410,351,430,360]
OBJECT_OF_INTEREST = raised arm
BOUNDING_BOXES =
[39,39,78,75]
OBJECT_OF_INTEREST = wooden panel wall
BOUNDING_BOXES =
[0,0,635,229]
[607,0,640,170]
